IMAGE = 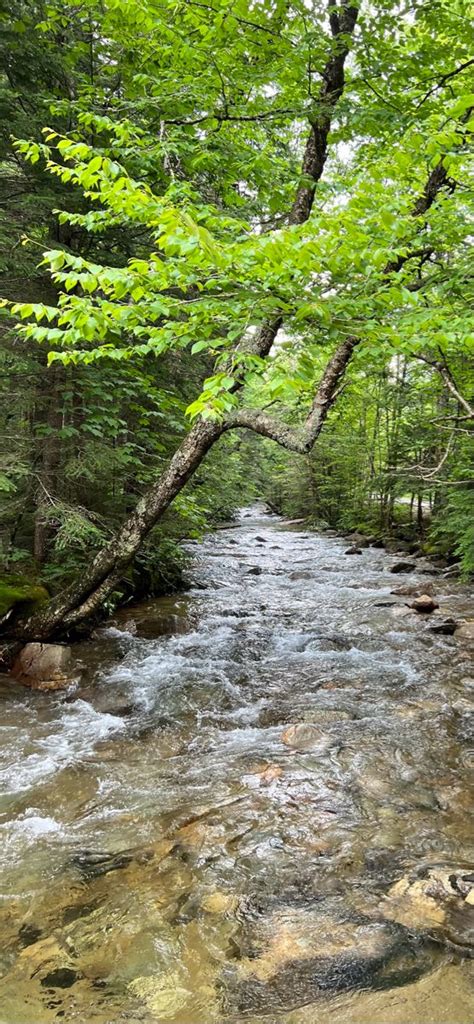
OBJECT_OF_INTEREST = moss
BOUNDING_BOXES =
[0,576,49,618]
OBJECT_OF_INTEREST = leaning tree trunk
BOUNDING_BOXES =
[14,418,224,639]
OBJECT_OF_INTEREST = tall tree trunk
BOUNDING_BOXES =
[33,368,64,563]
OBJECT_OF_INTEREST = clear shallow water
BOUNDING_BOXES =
[1,507,474,1023]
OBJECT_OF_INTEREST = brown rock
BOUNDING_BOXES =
[12,643,73,689]
[411,594,439,614]
[389,561,417,574]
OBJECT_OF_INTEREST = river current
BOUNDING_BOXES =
[1,506,473,1022]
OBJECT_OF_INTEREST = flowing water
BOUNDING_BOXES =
[1,507,474,1023]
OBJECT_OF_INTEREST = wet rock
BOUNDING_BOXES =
[391,583,433,596]
[128,972,191,1018]
[40,967,80,989]
[227,910,430,1014]
[443,566,461,579]
[71,849,134,877]
[12,642,74,690]
[15,935,80,990]
[455,621,474,644]
[281,724,334,753]
[246,566,263,576]
[389,561,417,574]
[255,536,267,542]
[345,546,363,555]
[411,594,439,614]
[429,618,457,635]
[201,891,240,914]
[18,922,43,947]
[381,866,474,950]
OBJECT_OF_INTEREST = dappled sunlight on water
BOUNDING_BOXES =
[1,507,474,1022]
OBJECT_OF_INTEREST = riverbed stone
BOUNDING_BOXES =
[226,909,430,1014]
[381,867,474,950]
[281,724,334,752]
[454,620,474,644]
[12,642,73,689]
[391,583,434,595]
[389,561,417,573]
[345,546,363,555]
[411,594,439,613]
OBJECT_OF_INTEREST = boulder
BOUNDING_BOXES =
[12,643,73,690]
[246,566,263,576]
[345,546,363,555]
[411,594,439,614]
[389,561,416,574]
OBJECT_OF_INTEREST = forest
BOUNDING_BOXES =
[0,1,474,1022]
[0,0,473,646]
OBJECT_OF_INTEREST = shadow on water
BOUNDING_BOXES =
[1,505,474,1022]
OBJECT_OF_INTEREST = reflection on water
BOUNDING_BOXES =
[1,506,474,1023]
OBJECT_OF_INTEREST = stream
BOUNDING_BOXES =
[1,506,474,1023]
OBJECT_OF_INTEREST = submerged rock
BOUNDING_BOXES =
[381,866,474,951]
[246,566,263,576]
[455,621,474,644]
[225,909,432,1014]
[281,724,334,753]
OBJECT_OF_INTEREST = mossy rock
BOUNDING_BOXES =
[0,577,49,618]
